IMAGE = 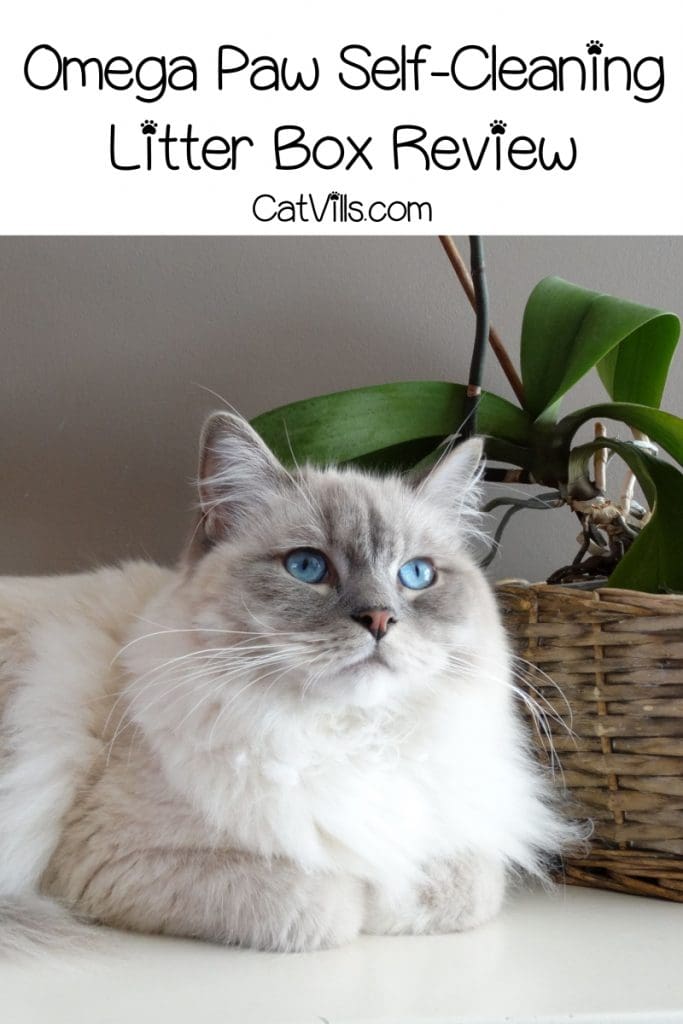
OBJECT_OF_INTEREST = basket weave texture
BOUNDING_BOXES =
[496,581,683,901]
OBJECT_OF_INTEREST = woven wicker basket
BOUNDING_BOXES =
[496,581,683,902]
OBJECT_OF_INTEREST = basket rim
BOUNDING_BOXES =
[495,580,683,606]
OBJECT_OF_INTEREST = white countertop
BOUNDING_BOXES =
[2,887,683,1024]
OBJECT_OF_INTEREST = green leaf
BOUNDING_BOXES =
[521,277,679,419]
[597,315,679,406]
[343,436,444,472]
[568,439,683,593]
[250,381,532,470]
[557,403,683,468]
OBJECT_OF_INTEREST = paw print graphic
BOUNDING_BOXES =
[490,120,507,136]
[328,191,340,200]
[140,120,158,136]
[586,40,604,55]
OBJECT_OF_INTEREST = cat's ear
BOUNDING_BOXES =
[410,437,484,519]
[196,412,289,545]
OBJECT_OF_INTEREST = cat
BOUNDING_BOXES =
[0,412,577,955]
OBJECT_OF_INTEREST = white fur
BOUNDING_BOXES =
[0,564,171,894]
[0,420,578,954]
[121,582,564,899]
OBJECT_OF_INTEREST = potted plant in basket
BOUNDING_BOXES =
[249,237,683,901]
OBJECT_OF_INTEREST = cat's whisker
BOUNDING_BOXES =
[443,653,570,778]
[444,653,572,731]
[133,639,321,712]
[193,382,243,417]
[117,638,313,696]
[105,646,310,760]
[127,648,307,719]
[300,665,325,699]
[100,651,240,711]
[174,675,254,735]
[105,637,326,731]
[281,421,325,521]
[298,651,334,699]
[510,655,574,727]
[111,626,325,665]
[239,598,279,635]
[101,640,322,705]
[403,411,477,518]
[208,646,333,743]
[508,671,574,735]
[105,664,234,763]
[206,659,309,749]
[172,651,305,734]
[114,644,238,691]
[507,684,565,781]
[438,652,572,731]
[102,647,237,738]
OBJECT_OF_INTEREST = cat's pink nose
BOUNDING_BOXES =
[351,608,397,641]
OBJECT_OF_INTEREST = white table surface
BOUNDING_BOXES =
[2,887,683,1024]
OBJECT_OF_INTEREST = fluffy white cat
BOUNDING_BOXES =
[0,413,577,954]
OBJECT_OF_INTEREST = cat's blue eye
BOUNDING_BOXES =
[398,558,436,590]
[284,548,329,585]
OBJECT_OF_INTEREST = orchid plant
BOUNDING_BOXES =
[250,238,682,594]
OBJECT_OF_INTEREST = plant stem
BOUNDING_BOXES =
[620,427,649,515]
[594,422,608,492]
[462,236,489,438]
[438,235,525,405]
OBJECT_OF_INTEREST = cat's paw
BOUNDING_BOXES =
[418,855,505,932]
[262,872,365,953]
[365,855,505,935]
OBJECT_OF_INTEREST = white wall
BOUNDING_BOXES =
[2,236,681,580]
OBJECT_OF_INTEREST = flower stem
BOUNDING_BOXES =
[438,235,525,406]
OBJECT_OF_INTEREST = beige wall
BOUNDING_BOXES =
[2,236,681,581]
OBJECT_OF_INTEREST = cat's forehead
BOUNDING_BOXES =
[284,467,425,564]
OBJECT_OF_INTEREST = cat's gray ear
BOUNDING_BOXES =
[410,437,484,517]
[196,412,288,545]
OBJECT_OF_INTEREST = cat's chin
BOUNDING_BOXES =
[338,647,389,673]
[304,652,412,709]
[315,675,395,709]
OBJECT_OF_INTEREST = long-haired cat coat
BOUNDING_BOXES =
[0,413,576,954]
